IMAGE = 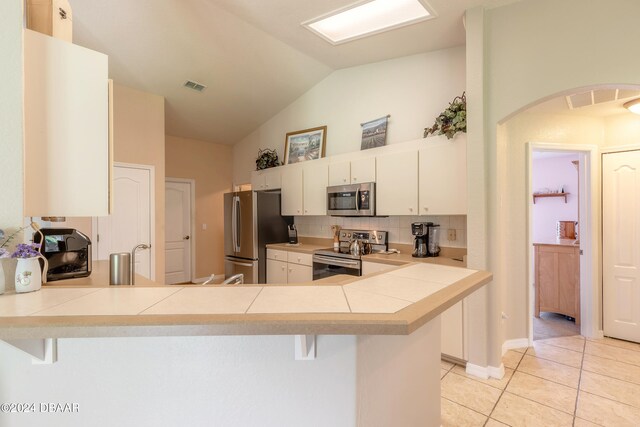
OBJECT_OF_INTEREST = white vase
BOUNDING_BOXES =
[15,256,47,293]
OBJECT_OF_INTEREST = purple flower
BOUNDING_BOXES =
[11,243,41,259]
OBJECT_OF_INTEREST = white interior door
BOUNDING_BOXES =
[96,165,152,279]
[165,181,192,284]
[603,150,640,343]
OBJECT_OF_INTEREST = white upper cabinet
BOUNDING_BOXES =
[23,29,110,217]
[281,166,303,216]
[350,157,376,184]
[376,150,418,215]
[303,162,328,215]
[328,158,376,187]
[328,161,350,186]
[419,137,467,215]
[252,168,282,191]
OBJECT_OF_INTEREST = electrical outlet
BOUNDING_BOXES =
[202,223,207,230]
[447,229,456,241]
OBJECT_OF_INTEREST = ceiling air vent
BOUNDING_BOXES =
[183,80,207,92]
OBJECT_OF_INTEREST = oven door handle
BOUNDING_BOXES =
[313,255,360,269]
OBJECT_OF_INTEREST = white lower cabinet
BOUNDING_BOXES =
[266,259,287,284]
[266,249,313,284]
[362,259,466,360]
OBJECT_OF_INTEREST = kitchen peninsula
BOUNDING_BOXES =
[0,262,490,426]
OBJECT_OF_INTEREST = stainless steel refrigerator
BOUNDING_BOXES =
[224,190,291,284]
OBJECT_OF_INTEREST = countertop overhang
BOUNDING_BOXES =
[0,263,491,340]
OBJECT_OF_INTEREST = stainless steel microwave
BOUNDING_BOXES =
[327,182,375,216]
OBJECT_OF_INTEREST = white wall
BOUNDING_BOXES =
[474,0,640,364]
[233,47,466,185]
[604,113,640,147]
[532,154,579,243]
[0,0,24,291]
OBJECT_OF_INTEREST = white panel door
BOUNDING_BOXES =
[165,181,192,285]
[303,162,329,215]
[603,151,640,343]
[97,166,151,279]
[419,137,467,215]
[281,166,303,216]
[376,151,418,215]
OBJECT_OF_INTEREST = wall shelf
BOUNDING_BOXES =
[533,192,569,204]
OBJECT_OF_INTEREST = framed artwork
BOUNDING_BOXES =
[360,115,389,150]
[284,126,327,165]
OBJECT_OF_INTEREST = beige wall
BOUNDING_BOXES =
[604,114,640,147]
[165,135,232,278]
[466,0,640,369]
[113,84,166,281]
[233,47,466,185]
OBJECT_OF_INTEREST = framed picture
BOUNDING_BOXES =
[360,115,389,150]
[284,126,327,165]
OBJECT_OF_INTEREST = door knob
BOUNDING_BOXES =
[183,236,190,240]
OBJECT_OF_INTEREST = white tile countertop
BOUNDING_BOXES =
[0,263,491,339]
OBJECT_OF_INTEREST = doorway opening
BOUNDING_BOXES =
[527,143,596,343]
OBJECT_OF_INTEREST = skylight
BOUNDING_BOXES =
[303,0,435,45]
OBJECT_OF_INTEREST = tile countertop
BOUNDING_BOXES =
[0,263,491,339]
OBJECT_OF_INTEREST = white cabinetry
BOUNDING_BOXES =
[376,151,418,215]
[23,29,110,217]
[266,249,313,284]
[303,162,328,215]
[281,166,303,216]
[419,138,467,215]
[328,158,376,186]
[350,157,376,184]
[328,161,350,186]
[251,168,282,191]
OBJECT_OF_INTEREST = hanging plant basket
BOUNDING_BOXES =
[255,148,282,170]
[424,92,467,140]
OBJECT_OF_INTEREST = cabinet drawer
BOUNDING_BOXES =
[287,251,313,266]
[266,249,288,261]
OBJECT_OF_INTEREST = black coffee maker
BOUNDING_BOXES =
[411,222,440,258]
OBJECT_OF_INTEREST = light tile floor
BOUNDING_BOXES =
[441,335,640,426]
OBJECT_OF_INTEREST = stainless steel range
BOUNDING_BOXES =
[313,229,388,280]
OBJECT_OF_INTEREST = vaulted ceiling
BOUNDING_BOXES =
[69,0,489,144]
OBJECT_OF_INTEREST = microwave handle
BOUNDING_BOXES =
[355,188,360,213]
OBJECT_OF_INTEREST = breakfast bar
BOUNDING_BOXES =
[0,262,490,426]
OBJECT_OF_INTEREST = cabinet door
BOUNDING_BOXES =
[441,301,464,359]
[419,138,467,215]
[24,29,109,217]
[362,261,394,275]
[266,259,288,284]
[251,171,265,191]
[351,157,376,184]
[288,264,313,284]
[281,166,303,216]
[263,168,282,190]
[376,151,418,215]
[328,161,350,186]
[303,162,328,215]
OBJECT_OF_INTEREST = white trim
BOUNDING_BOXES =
[600,143,640,154]
[502,338,530,356]
[526,142,599,341]
[165,177,196,283]
[93,162,156,281]
[465,362,505,380]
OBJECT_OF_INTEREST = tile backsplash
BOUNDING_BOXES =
[294,215,467,248]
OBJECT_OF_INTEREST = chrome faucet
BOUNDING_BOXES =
[131,244,151,285]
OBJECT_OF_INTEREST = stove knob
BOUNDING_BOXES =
[347,233,351,238]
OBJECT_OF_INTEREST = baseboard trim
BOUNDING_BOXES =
[502,338,530,355]
[465,362,505,380]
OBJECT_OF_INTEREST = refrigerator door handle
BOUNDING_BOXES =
[235,196,242,253]
[231,196,237,253]
[226,259,254,268]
